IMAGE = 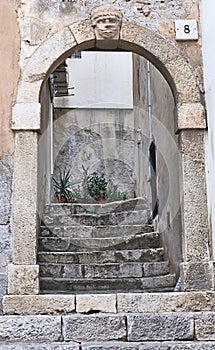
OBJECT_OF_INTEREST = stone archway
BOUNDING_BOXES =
[6,17,212,301]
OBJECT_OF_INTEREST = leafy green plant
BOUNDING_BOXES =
[52,169,79,203]
[81,165,91,201]
[106,180,128,202]
[87,172,108,201]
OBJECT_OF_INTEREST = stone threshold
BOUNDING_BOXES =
[3,291,215,315]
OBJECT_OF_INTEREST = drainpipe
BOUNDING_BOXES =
[147,61,153,143]
[50,101,54,176]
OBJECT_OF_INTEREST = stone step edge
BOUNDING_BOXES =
[44,197,148,212]
[39,261,170,278]
[39,232,159,239]
[1,341,215,350]
[39,229,156,238]
[38,247,164,256]
[37,248,165,263]
[43,209,150,218]
[3,292,215,315]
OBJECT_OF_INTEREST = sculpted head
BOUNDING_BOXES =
[91,6,123,40]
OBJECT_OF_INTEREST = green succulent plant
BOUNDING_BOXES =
[52,169,79,203]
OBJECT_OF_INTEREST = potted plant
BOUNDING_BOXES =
[52,169,78,203]
[87,172,108,203]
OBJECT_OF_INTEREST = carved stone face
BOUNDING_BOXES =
[91,6,122,41]
[95,15,121,39]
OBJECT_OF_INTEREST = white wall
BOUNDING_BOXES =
[201,0,215,258]
[54,51,133,109]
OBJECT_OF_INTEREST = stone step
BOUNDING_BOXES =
[39,261,170,279]
[38,232,161,252]
[39,274,176,293]
[42,209,150,227]
[39,224,154,239]
[44,197,148,216]
[38,248,165,264]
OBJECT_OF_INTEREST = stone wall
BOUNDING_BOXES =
[0,0,20,313]
[17,0,203,93]
[150,63,182,275]
[50,53,151,203]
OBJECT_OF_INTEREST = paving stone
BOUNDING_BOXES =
[40,224,153,239]
[139,344,169,350]
[44,198,147,215]
[40,275,175,293]
[76,294,116,313]
[39,263,83,278]
[0,342,79,350]
[143,262,169,277]
[117,292,215,313]
[3,295,75,315]
[39,232,160,252]
[38,248,164,264]
[63,315,126,342]
[84,263,143,279]
[167,343,215,350]
[195,312,215,340]
[40,262,143,279]
[43,209,150,226]
[127,313,194,341]
[81,342,140,350]
[0,316,61,341]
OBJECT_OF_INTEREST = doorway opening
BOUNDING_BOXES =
[38,49,182,293]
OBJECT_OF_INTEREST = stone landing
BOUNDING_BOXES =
[2,292,215,348]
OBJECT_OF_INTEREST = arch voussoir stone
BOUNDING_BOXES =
[120,22,201,105]
[23,27,77,84]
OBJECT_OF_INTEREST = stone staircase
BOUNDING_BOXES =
[38,198,176,294]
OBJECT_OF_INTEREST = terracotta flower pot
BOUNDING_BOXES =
[98,196,105,204]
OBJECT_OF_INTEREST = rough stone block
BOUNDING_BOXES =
[177,103,206,130]
[84,263,143,279]
[0,226,11,273]
[24,27,77,81]
[13,131,38,265]
[16,79,43,104]
[63,315,126,342]
[76,294,116,313]
[127,313,194,341]
[0,274,7,297]
[168,343,215,349]
[180,130,210,262]
[195,312,215,340]
[0,343,79,350]
[132,26,178,65]
[3,295,75,315]
[0,155,13,225]
[166,57,200,104]
[12,103,41,130]
[117,292,215,313]
[8,264,39,295]
[0,316,61,341]
[139,344,169,350]
[180,262,214,291]
[69,20,95,47]
[82,342,140,350]
[143,262,169,277]
[0,273,7,315]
